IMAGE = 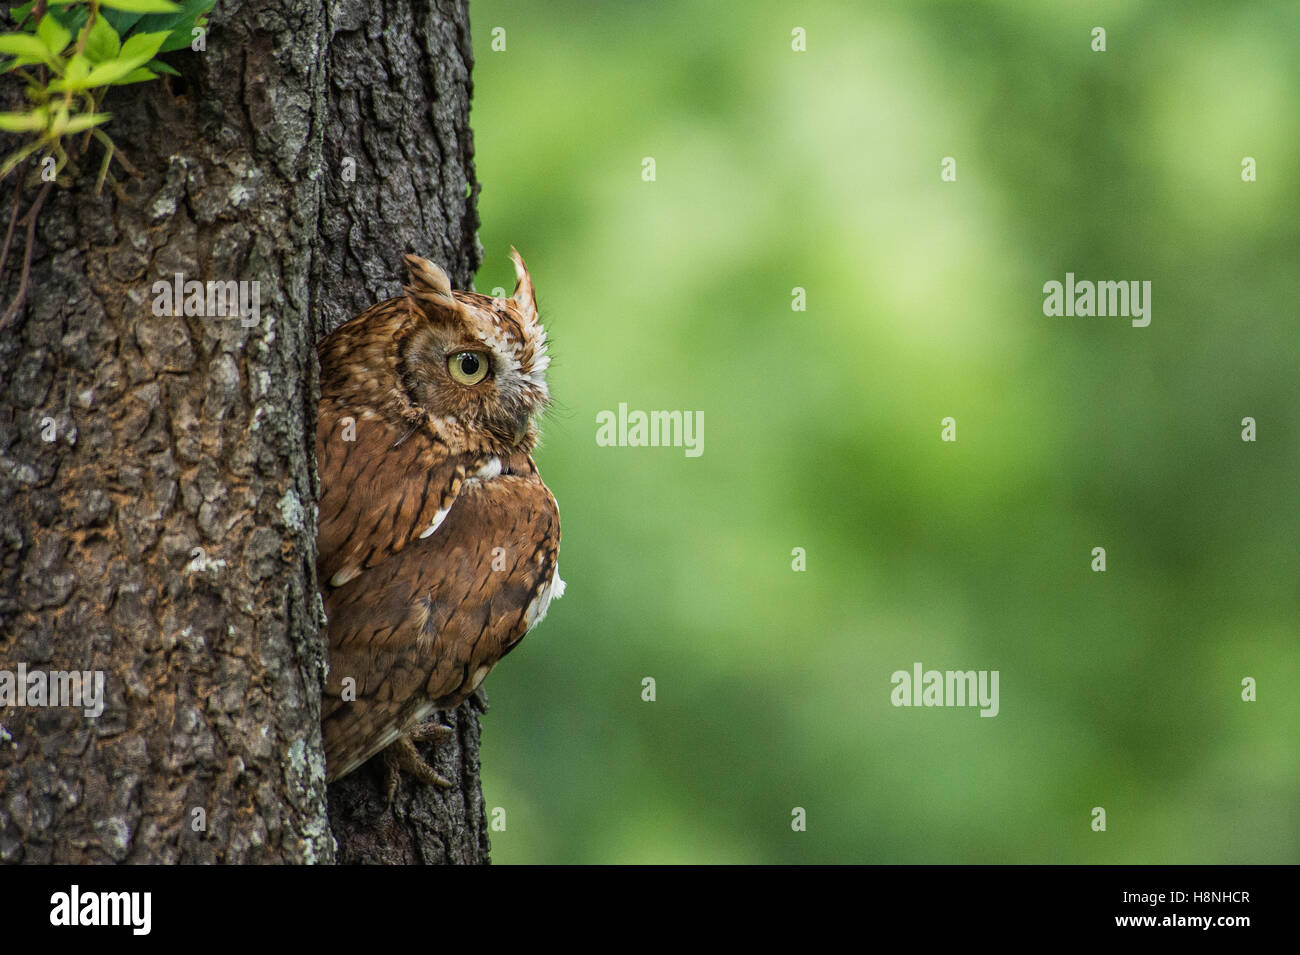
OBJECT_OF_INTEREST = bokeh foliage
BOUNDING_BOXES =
[469,0,1299,863]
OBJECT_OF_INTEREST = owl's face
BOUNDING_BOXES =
[398,251,550,453]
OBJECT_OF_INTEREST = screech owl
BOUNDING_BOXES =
[316,249,563,794]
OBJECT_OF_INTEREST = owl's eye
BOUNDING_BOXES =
[448,351,490,385]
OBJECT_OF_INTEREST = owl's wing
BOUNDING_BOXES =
[321,452,562,782]
[317,402,489,588]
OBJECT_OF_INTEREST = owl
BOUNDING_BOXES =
[316,249,563,795]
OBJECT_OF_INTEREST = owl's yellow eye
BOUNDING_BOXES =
[448,351,490,385]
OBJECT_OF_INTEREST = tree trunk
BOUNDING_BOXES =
[0,0,486,864]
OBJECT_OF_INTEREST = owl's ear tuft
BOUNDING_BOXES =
[509,247,538,325]
[402,255,457,310]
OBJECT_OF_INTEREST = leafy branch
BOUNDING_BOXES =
[0,0,210,329]
[0,0,212,189]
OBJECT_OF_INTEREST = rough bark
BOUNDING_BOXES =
[0,0,486,864]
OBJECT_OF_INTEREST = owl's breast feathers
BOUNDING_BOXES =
[317,401,562,782]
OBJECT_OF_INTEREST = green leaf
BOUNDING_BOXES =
[102,10,146,36]
[146,57,180,76]
[111,66,157,85]
[99,0,180,12]
[119,28,171,62]
[81,56,143,87]
[136,0,213,25]
[0,31,58,68]
[0,109,46,132]
[60,112,112,133]
[77,27,171,85]
[84,14,122,63]
[47,52,91,90]
[0,33,53,59]
[138,0,214,49]
[8,1,36,25]
[97,0,180,12]
[46,3,88,36]
[36,12,72,54]
[157,16,206,53]
[66,54,91,81]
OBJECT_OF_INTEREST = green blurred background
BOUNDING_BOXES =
[466,0,1299,863]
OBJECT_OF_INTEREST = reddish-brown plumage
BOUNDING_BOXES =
[317,252,562,783]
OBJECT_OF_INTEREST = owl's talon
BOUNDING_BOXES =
[409,721,454,744]
[382,733,453,803]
